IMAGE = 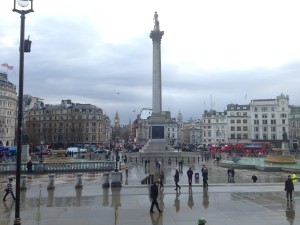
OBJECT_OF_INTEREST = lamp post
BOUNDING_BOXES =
[13,1,34,225]
[115,148,120,172]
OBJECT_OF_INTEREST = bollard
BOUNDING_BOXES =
[47,174,55,190]
[142,157,144,162]
[149,173,154,185]
[75,173,83,189]
[102,172,110,188]
[20,175,27,191]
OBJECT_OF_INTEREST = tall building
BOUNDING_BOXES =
[249,93,290,147]
[226,104,251,143]
[202,110,227,146]
[0,72,17,146]
[26,99,106,148]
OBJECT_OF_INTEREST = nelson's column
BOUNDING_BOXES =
[141,12,170,154]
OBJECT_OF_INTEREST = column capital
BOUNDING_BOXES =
[150,30,164,42]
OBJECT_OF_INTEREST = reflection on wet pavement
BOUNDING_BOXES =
[0,159,299,225]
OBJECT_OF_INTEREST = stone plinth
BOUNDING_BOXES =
[21,145,31,162]
[111,171,122,187]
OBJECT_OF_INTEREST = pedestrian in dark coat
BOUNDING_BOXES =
[187,167,193,186]
[3,178,15,201]
[150,181,163,213]
[174,169,181,191]
[252,174,258,183]
[285,175,294,201]
[27,160,33,174]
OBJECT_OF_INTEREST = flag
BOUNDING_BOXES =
[1,63,8,67]
[7,66,14,70]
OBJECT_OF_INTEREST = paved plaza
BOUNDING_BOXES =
[0,159,299,225]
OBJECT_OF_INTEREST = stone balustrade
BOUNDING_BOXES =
[0,161,115,173]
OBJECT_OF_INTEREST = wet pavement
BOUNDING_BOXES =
[0,159,299,225]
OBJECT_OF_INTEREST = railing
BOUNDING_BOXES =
[0,161,115,173]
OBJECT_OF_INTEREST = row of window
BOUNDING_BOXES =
[254,119,286,125]
[254,106,286,112]
[29,115,101,121]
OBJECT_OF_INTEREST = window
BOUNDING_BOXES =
[262,120,268,124]
[255,134,259,139]
[243,112,247,116]
[237,119,241,123]
[261,107,268,112]
[237,127,241,131]
[271,127,276,132]
[231,134,235,139]
[254,107,258,112]
[262,114,268,118]
[271,107,275,111]
[255,114,258,118]
[271,120,276,124]
[230,120,235,124]
[263,134,267,139]
[243,134,248,139]
[282,119,285,124]
[254,127,259,132]
[231,127,235,131]
[243,126,248,131]
[243,119,247,123]
[263,127,268,132]
[237,134,241,139]
[271,114,275,118]
[272,134,276,139]
[254,120,259,125]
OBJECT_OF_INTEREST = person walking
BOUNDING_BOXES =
[150,181,163,213]
[3,178,15,201]
[285,175,294,201]
[174,169,181,191]
[201,165,208,188]
[159,170,164,191]
[27,160,33,174]
[252,174,258,183]
[187,167,193,186]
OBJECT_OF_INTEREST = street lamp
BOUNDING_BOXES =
[13,1,34,225]
[115,148,120,172]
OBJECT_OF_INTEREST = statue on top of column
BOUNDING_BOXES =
[153,11,160,30]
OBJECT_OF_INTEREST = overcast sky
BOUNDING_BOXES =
[1,0,300,124]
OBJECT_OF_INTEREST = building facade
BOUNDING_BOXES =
[25,100,106,148]
[227,104,251,143]
[289,106,300,150]
[249,94,290,147]
[0,72,17,146]
[202,110,227,146]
